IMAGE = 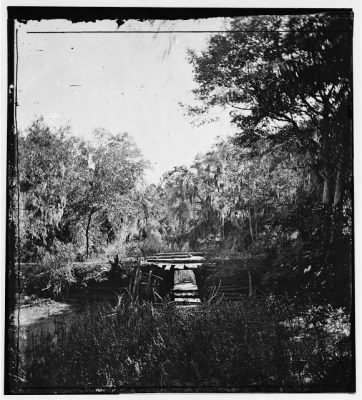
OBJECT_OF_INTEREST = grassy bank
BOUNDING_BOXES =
[12,296,352,394]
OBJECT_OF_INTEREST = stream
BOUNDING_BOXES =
[14,288,121,360]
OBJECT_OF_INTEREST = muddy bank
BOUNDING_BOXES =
[15,298,73,327]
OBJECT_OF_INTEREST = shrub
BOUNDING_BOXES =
[24,240,76,299]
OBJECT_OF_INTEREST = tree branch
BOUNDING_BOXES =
[225,100,254,111]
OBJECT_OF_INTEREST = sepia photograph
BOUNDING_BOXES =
[4,5,355,394]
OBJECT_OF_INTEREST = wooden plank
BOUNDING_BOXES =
[155,252,205,256]
[175,263,201,269]
[145,262,201,269]
[172,292,199,297]
[149,254,192,259]
[173,283,198,291]
[174,298,201,303]
[145,257,204,264]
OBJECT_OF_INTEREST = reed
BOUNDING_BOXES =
[12,296,352,394]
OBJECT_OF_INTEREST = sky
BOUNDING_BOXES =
[17,18,235,184]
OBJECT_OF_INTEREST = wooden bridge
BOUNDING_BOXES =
[143,252,204,306]
[143,252,256,304]
[20,253,256,305]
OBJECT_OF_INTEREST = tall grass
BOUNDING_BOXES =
[16,297,353,393]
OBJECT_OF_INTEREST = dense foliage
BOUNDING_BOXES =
[19,118,149,261]
[182,12,353,307]
[15,298,352,393]
[188,13,352,208]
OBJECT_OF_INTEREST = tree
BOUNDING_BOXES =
[19,117,79,260]
[187,13,353,305]
[19,119,149,260]
[188,12,352,208]
[158,136,307,253]
[71,130,149,258]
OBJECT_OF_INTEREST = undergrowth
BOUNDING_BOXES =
[13,296,353,394]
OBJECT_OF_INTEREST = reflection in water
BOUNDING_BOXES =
[173,270,201,305]
[16,299,82,360]
[16,293,113,364]
[174,269,197,285]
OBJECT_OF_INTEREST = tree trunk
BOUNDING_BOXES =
[248,207,254,242]
[333,167,344,208]
[248,270,253,297]
[86,210,94,259]
[320,115,334,206]
[254,207,258,238]
[322,177,332,205]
